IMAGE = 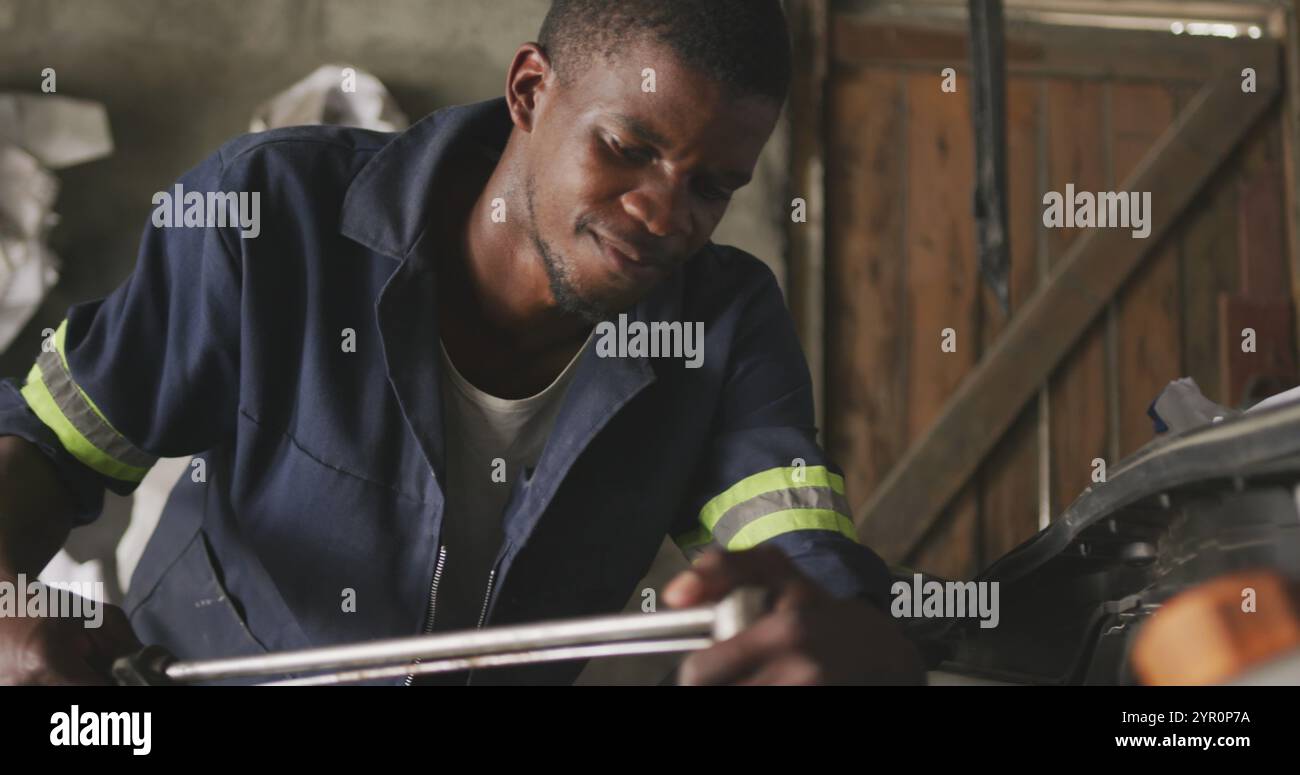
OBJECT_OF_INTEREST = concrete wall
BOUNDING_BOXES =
[0,0,789,377]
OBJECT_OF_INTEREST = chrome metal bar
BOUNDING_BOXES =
[162,587,766,684]
[263,637,714,686]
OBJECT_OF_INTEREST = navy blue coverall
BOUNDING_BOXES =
[0,97,892,684]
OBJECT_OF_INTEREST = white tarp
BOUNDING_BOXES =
[0,95,113,353]
[250,64,409,133]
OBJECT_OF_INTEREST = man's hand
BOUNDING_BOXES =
[663,546,925,685]
[0,581,140,685]
[0,437,137,684]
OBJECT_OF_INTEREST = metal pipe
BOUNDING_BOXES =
[264,638,714,686]
[159,586,767,684]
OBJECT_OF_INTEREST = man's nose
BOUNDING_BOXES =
[621,179,693,239]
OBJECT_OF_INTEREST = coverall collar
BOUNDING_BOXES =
[336,97,686,549]
[339,97,513,260]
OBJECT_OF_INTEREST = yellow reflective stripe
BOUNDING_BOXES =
[673,525,713,551]
[725,508,857,551]
[19,363,149,483]
[699,465,845,532]
[53,320,116,432]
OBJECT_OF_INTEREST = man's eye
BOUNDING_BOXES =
[609,137,653,164]
[697,183,733,202]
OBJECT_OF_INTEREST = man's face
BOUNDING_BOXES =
[521,40,781,323]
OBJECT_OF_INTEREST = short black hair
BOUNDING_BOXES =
[537,0,792,104]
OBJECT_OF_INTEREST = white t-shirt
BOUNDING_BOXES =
[434,332,592,632]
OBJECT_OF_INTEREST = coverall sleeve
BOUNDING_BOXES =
[0,146,243,525]
[669,258,893,611]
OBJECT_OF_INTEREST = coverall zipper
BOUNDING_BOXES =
[403,543,448,686]
[404,546,500,685]
[475,569,497,629]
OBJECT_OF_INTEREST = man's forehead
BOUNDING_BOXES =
[602,110,759,187]
[565,41,778,131]
[561,54,778,175]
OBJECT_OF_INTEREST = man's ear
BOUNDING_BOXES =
[506,43,553,134]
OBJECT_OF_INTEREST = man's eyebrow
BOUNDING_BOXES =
[608,112,752,189]
[609,113,670,148]
[717,169,753,188]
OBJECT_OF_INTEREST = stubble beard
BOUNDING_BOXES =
[525,174,613,326]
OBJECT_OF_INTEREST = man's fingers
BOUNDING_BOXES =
[664,547,838,686]
[42,651,114,686]
[27,627,114,686]
[663,545,805,608]
[736,654,825,686]
[84,605,142,676]
[678,601,814,686]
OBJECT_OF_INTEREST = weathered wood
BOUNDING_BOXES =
[1044,79,1109,517]
[830,18,1278,84]
[824,69,908,512]
[900,71,981,580]
[1281,3,1300,357]
[1113,84,1181,458]
[978,77,1043,567]
[1219,296,1297,405]
[1179,79,1240,404]
[1237,125,1289,299]
[785,0,830,430]
[903,73,979,447]
[907,487,979,579]
[831,20,1043,70]
[857,64,1281,561]
[1220,116,1298,406]
[1180,197,1238,400]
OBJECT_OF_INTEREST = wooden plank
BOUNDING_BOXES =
[978,77,1044,566]
[830,21,1044,69]
[830,18,1279,84]
[1237,118,1290,299]
[1113,84,1182,458]
[907,488,979,580]
[1178,95,1240,405]
[857,65,1282,562]
[1045,79,1109,517]
[1220,113,1298,406]
[903,74,979,449]
[900,71,980,580]
[1282,3,1300,357]
[823,69,908,515]
[1219,295,1297,405]
[1237,162,1288,297]
[786,0,830,431]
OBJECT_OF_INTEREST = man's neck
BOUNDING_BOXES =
[453,138,591,352]
[435,138,594,398]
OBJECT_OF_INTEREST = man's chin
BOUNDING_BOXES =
[548,284,617,325]
[582,281,664,322]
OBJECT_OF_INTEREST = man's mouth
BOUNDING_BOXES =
[591,231,666,283]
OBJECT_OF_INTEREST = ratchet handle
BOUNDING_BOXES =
[112,644,178,686]
[110,588,771,685]
[713,586,771,641]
